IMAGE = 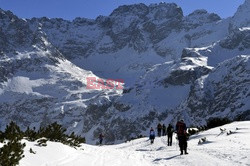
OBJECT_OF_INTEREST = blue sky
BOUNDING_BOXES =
[0,0,245,20]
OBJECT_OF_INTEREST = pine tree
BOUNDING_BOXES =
[0,121,26,166]
[0,131,4,142]
[24,127,37,141]
[0,141,26,166]
[4,121,23,141]
[0,121,87,166]
[40,122,66,142]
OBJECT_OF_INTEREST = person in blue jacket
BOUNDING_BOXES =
[149,127,155,144]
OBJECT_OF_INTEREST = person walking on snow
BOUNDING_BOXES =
[99,133,104,145]
[162,124,166,136]
[149,127,155,144]
[167,124,174,146]
[176,119,188,155]
[157,123,162,137]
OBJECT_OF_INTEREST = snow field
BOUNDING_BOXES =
[18,121,250,166]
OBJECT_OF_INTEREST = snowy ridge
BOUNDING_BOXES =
[181,55,250,125]
[0,40,122,141]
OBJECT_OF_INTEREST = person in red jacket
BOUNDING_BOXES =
[176,119,188,155]
[157,123,162,137]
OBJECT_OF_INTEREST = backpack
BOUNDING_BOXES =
[177,122,186,136]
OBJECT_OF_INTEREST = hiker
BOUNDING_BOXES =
[162,124,166,136]
[99,133,104,145]
[149,127,155,144]
[157,123,162,137]
[176,119,188,155]
[167,124,174,146]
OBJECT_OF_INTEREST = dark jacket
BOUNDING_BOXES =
[99,134,104,140]
[167,125,174,135]
[162,124,166,130]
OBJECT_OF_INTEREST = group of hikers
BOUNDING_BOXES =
[150,119,188,155]
[98,119,188,155]
[149,123,174,146]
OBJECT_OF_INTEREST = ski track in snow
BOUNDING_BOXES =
[18,121,250,166]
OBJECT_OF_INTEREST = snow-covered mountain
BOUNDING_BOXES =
[14,121,250,166]
[25,3,228,85]
[0,0,250,144]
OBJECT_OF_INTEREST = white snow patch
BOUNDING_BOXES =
[4,76,46,94]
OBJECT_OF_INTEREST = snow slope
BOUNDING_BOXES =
[19,121,250,166]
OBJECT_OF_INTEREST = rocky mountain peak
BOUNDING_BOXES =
[188,9,220,21]
[73,17,95,26]
[109,3,183,21]
[184,9,221,29]
[235,0,250,14]
[110,3,149,17]
[0,8,16,20]
[0,10,34,50]
[231,0,250,28]
[148,3,183,20]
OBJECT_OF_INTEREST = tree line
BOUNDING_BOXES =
[0,121,85,166]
